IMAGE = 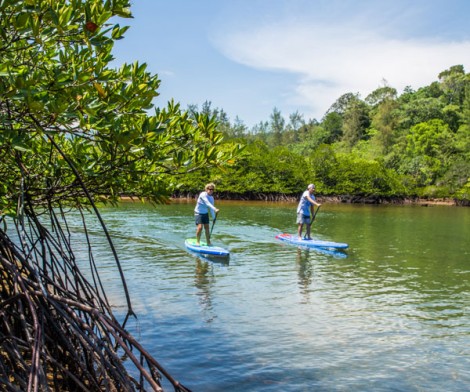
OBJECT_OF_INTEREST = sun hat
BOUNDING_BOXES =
[308,184,315,189]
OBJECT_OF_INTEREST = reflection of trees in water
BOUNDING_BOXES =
[296,248,314,302]
[194,258,217,323]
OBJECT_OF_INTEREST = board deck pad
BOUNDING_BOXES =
[275,233,348,249]
[185,238,230,257]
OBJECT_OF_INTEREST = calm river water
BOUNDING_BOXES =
[70,200,469,391]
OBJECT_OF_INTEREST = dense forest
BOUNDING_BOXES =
[175,65,470,204]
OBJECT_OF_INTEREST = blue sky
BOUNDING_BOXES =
[113,0,470,128]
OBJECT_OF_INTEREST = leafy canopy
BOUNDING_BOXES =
[0,0,240,215]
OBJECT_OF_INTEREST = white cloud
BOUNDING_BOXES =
[214,20,470,119]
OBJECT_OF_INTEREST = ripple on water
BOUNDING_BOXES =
[60,203,470,391]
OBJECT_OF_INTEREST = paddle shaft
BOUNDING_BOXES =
[312,205,321,221]
[210,212,218,238]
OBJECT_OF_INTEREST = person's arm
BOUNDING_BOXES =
[200,194,218,218]
[209,207,217,220]
[307,195,321,207]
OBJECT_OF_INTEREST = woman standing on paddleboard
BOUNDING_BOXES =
[297,184,321,240]
[194,183,219,246]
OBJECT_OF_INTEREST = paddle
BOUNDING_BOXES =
[303,205,321,240]
[312,205,321,221]
[209,211,218,239]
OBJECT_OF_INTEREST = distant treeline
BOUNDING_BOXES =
[174,65,470,205]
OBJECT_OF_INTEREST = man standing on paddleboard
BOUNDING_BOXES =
[194,183,219,246]
[296,184,321,240]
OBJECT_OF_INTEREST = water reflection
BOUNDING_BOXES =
[300,245,349,259]
[186,250,230,265]
[193,258,217,323]
[192,253,230,324]
[296,248,314,303]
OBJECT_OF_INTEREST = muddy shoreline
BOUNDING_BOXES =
[167,192,468,206]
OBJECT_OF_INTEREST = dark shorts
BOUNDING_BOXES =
[195,213,209,225]
[296,213,311,225]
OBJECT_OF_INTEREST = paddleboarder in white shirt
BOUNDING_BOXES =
[296,184,321,240]
[194,183,219,245]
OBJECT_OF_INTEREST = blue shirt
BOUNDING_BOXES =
[195,191,217,219]
[297,190,315,216]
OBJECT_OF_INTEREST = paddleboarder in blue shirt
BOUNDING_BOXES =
[194,183,219,246]
[297,184,321,240]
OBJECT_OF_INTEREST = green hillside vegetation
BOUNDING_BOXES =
[176,66,470,204]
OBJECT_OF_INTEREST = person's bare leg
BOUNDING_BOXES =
[298,224,303,240]
[196,224,203,245]
[204,224,211,245]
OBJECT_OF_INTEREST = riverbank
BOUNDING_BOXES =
[119,192,468,206]
[168,191,468,206]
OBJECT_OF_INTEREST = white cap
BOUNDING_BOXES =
[308,184,315,189]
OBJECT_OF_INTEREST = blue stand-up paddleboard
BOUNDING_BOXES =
[275,233,348,250]
[185,238,230,258]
